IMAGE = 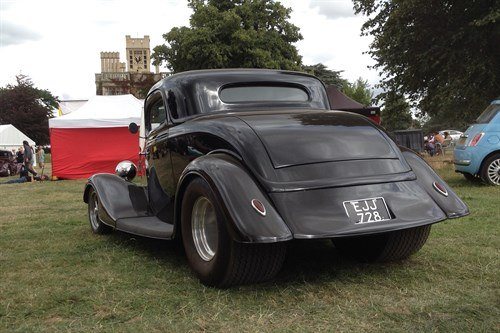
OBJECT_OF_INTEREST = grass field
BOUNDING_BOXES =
[0,161,498,332]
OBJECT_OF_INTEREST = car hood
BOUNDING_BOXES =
[236,110,398,168]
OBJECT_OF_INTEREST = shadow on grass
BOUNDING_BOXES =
[101,230,410,288]
[107,230,187,269]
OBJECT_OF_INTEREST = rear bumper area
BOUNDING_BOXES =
[270,180,451,239]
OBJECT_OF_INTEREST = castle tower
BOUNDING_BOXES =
[126,35,151,73]
[100,52,126,73]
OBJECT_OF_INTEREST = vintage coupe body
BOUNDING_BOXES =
[84,69,469,287]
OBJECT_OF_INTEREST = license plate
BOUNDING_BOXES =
[343,197,391,224]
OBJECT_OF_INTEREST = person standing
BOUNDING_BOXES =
[23,140,37,176]
[36,146,45,171]
[16,147,24,164]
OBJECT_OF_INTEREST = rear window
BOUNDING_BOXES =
[476,104,500,123]
[0,151,10,158]
[219,85,309,103]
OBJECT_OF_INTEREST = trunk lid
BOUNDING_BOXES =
[237,110,398,168]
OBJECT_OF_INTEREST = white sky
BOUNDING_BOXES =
[0,0,377,100]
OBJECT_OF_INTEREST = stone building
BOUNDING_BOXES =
[95,35,167,98]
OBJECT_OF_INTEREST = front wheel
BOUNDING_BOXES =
[181,177,286,287]
[480,154,500,186]
[333,225,431,262]
[88,188,113,234]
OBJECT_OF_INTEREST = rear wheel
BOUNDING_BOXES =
[333,225,431,262]
[88,188,113,234]
[181,177,286,287]
[480,154,500,186]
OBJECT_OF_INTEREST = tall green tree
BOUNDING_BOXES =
[0,75,58,145]
[380,91,413,131]
[342,77,374,106]
[303,63,346,88]
[152,0,303,72]
[353,0,500,128]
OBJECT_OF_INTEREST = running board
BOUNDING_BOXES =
[116,216,174,240]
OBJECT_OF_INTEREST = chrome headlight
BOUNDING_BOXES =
[115,160,137,181]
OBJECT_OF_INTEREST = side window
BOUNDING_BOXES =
[167,90,179,119]
[147,98,166,132]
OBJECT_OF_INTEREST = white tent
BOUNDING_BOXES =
[49,94,142,128]
[0,124,36,151]
[58,99,88,116]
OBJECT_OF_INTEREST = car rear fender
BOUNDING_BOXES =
[175,153,293,243]
[401,149,469,218]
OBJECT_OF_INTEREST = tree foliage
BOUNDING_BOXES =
[380,91,413,132]
[353,0,500,129]
[152,0,303,72]
[303,63,346,88]
[110,74,159,99]
[0,75,58,145]
[342,77,374,106]
[302,63,375,106]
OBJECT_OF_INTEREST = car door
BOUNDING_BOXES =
[144,91,175,222]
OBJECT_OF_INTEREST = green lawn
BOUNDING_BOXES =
[0,163,498,332]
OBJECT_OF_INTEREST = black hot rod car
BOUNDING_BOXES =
[84,69,469,287]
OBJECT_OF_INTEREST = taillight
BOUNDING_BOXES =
[469,133,484,146]
[369,115,381,124]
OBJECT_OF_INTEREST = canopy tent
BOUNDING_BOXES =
[326,85,381,124]
[0,124,36,151]
[49,94,142,179]
[58,99,88,116]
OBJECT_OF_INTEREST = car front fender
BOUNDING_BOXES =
[175,154,293,243]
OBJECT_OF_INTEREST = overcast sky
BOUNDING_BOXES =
[0,0,377,100]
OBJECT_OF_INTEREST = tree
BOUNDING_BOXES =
[380,91,413,131]
[303,63,346,87]
[110,74,160,99]
[152,0,303,72]
[0,75,58,145]
[353,0,500,129]
[342,77,374,106]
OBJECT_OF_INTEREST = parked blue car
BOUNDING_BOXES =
[454,99,500,185]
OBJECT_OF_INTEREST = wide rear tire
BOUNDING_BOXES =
[333,225,431,262]
[181,177,286,287]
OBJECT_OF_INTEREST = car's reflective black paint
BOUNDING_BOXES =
[84,69,469,243]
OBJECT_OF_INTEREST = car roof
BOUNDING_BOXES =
[150,68,323,93]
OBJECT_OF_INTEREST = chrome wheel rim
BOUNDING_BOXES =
[191,196,218,261]
[89,192,100,230]
[487,158,500,185]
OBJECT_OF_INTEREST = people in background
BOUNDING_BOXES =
[425,133,436,156]
[36,146,45,171]
[434,132,445,144]
[16,147,24,164]
[0,168,49,184]
[22,140,37,177]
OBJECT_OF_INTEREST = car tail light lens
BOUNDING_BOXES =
[469,133,484,146]
[369,114,381,124]
[251,199,266,216]
[433,182,448,197]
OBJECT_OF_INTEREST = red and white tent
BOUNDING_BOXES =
[49,95,143,179]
